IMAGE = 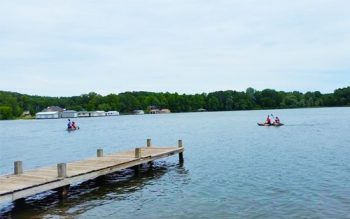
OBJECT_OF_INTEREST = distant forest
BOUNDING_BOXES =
[0,87,350,120]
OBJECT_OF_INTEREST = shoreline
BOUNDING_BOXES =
[3,106,349,121]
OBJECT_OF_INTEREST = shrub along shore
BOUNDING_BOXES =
[0,87,349,120]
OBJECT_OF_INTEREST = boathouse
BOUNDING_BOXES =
[77,111,90,117]
[106,111,119,116]
[91,111,106,117]
[35,111,59,119]
[61,110,78,118]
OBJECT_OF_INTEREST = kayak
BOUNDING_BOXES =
[67,127,80,131]
[257,123,284,127]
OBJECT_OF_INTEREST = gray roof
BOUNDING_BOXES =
[43,106,64,112]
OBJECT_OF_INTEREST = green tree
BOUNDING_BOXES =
[0,106,13,119]
[207,96,220,111]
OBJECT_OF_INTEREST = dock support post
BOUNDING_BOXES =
[147,139,154,166]
[56,163,70,198]
[57,185,70,199]
[14,161,23,175]
[57,163,67,178]
[135,148,142,158]
[178,140,184,163]
[133,148,142,174]
[147,139,152,147]
[97,149,104,157]
[14,198,26,210]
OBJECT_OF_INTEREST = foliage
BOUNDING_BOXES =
[0,86,349,119]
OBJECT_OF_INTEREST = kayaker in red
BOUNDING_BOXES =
[265,115,271,125]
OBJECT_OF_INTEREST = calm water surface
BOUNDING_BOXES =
[0,108,350,218]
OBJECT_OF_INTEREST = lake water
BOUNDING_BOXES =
[1,108,350,218]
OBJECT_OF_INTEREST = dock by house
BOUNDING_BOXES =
[0,139,184,204]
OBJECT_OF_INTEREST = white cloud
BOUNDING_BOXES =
[0,0,349,96]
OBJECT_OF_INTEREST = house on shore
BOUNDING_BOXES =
[35,107,118,119]
[91,111,106,117]
[160,109,171,114]
[78,111,114,117]
[106,111,119,116]
[61,110,78,118]
[78,111,90,117]
[150,109,171,114]
[36,106,63,119]
[149,109,160,114]
[36,111,59,119]
[133,110,144,115]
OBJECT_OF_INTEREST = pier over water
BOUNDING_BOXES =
[0,139,184,204]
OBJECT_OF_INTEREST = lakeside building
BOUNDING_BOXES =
[160,109,171,113]
[150,109,171,114]
[61,110,78,118]
[133,110,144,115]
[36,111,59,119]
[36,106,63,119]
[91,111,106,117]
[21,111,31,117]
[149,109,160,114]
[106,111,119,116]
[77,111,115,117]
[77,111,90,117]
[35,108,147,119]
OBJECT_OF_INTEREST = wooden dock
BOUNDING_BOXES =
[0,139,184,204]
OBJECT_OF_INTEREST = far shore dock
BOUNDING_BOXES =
[0,139,184,204]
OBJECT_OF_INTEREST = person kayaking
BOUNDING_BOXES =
[265,115,271,125]
[71,121,79,129]
[258,114,284,126]
[274,116,280,125]
[67,119,72,129]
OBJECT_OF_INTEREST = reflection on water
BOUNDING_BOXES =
[0,162,189,218]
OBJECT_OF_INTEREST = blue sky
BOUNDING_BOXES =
[0,0,349,96]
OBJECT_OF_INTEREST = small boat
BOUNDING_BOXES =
[67,127,80,131]
[257,123,284,127]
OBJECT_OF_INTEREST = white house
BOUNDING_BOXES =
[91,111,106,117]
[149,109,160,114]
[36,111,59,119]
[133,110,144,115]
[78,111,90,117]
[150,109,171,114]
[61,110,78,118]
[106,111,120,116]
[160,109,171,114]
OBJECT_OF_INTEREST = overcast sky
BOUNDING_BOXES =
[0,0,349,96]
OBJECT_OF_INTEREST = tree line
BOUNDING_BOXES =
[0,87,349,120]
